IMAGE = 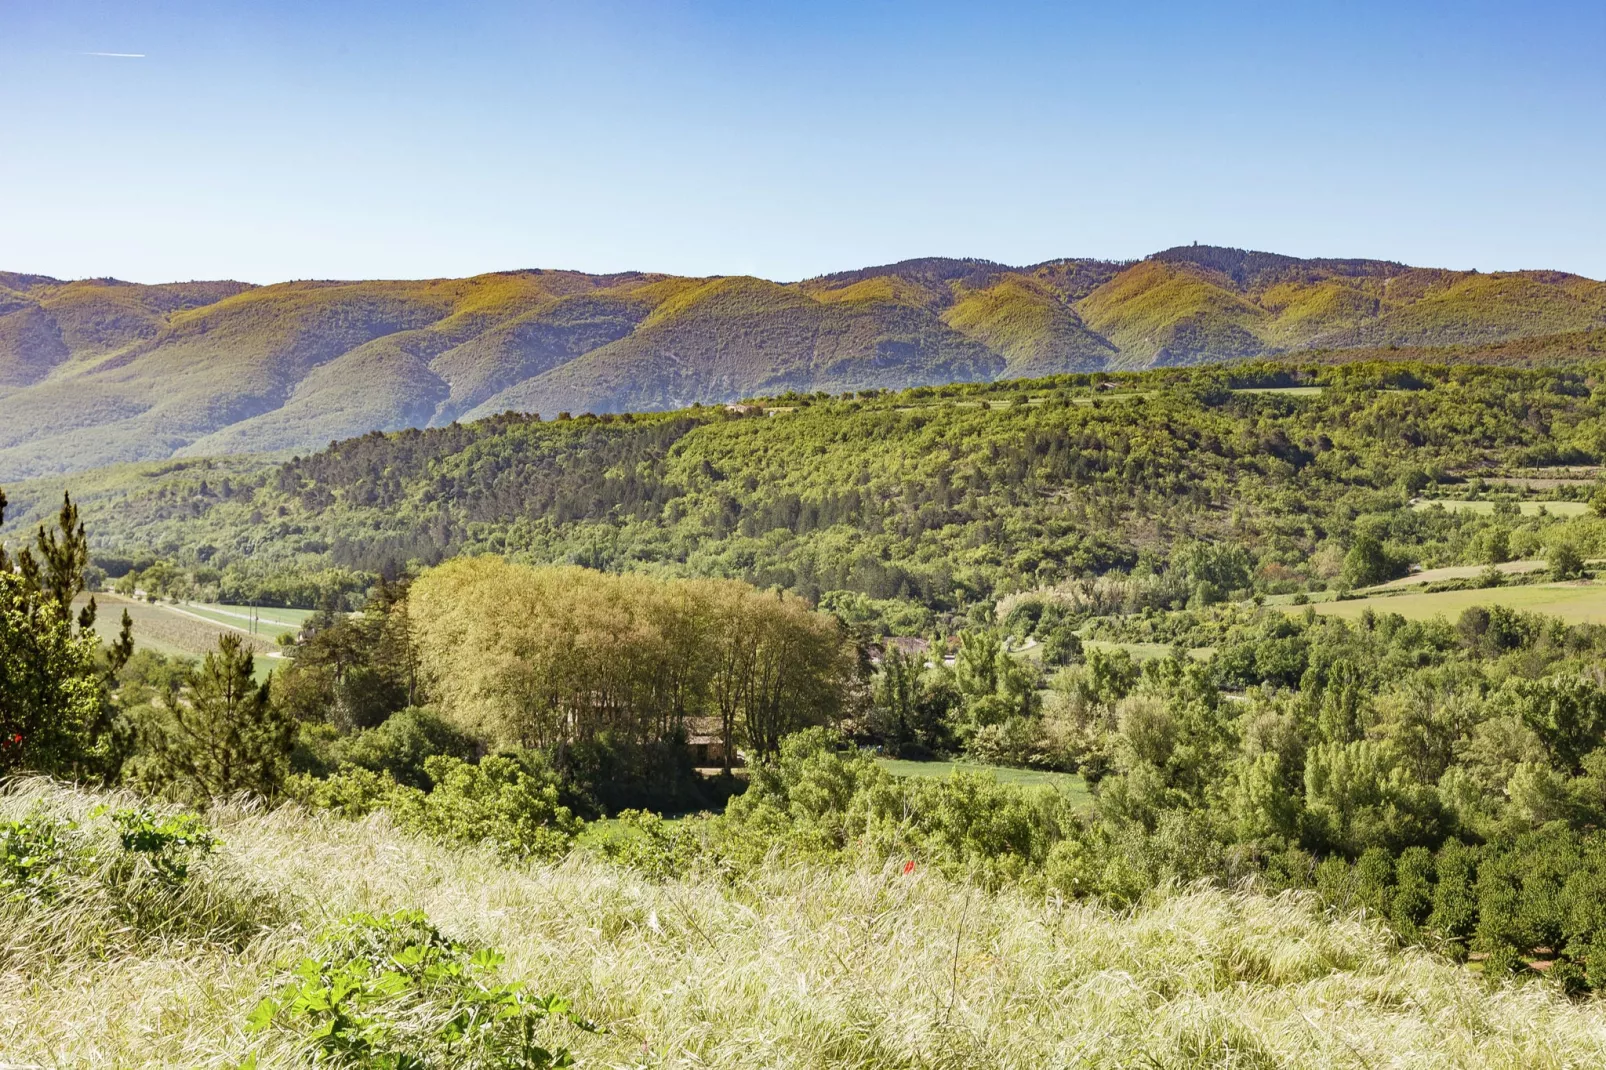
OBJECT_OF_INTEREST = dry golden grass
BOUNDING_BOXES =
[4,781,1606,1068]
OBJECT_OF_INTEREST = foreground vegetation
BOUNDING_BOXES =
[8,780,1606,1069]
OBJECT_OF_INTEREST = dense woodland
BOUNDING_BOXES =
[14,360,1606,626]
[15,359,1606,1013]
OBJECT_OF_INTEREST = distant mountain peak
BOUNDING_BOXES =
[0,248,1602,480]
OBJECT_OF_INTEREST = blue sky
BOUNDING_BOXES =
[3,1,1603,283]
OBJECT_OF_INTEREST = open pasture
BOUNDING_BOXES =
[1080,638,1214,662]
[1411,498,1589,517]
[1292,579,1606,626]
[177,602,311,638]
[1367,559,1547,589]
[877,757,1091,804]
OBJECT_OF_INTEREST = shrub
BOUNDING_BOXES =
[1481,943,1523,984]
[1550,542,1585,580]
[585,809,712,881]
[246,909,598,1068]
[105,805,218,883]
[723,729,1083,891]
[1342,533,1410,588]
[298,755,583,861]
[554,734,727,817]
[324,707,479,790]
[0,811,78,903]
[965,716,1045,767]
[1041,625,1083,668]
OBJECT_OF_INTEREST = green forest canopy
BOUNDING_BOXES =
[14,359,1606,636]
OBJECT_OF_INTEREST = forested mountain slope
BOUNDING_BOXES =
[2,248,1604,480]
[11,360,1606,625]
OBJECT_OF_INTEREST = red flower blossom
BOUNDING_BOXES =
[902,860,917,875]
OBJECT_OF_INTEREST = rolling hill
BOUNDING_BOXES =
[1,247,1603,480]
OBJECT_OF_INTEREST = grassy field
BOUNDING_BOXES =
[1367,559,1547,589]
[877,757,1090,802]
[1080,638,1214,662]
[948,392,1159,410]
[1411,499,1589,517]
[1263,560,1553,604]
[79,593,283,681]
[7,780,1606,1068]
[1290,579,1606,626]
[177,602,312,638]
[1071,390,1156,404]
[85,594,280,657]
[1231,385,1324,396]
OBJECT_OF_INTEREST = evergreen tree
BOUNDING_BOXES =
[141,633,294,801]
[871,646,919,754]
[0,489,133,778]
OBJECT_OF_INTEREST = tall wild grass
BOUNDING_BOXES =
[3,779,1605,1068]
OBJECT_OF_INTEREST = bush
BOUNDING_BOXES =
[1041,626,1083,668]
[554,734,733,817]
[320,707,479,790]
[105,805,218,883]
[246,909,598,1068]
[297,755,584,860]
[0,811,78,903]
[965,716,1046,767]
[722,729,1083,891]
[1550,542,1585,580]
[585,809,712,881]
[1481,943,1524,984]
[1342,533,1411,588]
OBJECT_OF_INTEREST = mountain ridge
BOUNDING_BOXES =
[2,245,1604,480]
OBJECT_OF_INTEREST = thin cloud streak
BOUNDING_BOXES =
[79,52,146,58]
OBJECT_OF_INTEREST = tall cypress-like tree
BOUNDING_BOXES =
[142,632,294,802]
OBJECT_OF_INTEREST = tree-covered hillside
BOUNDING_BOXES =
[20,361,1606,1044]
[1,248,1603,480]
[13,360,1606,630]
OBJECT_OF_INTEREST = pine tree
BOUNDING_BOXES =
[0,489,133,777]
[142,633,294,802]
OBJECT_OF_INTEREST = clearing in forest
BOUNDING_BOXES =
[1411,499,1589,517]
[877,758,1091,804]
[1293,580,1606,626]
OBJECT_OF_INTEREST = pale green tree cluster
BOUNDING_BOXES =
[407,559,854,766]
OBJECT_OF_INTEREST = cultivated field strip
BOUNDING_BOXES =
[83,593,280,659]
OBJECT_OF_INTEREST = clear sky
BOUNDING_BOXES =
[3,0,1603,284]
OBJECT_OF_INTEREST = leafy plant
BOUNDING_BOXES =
[246,909,599,1068]
[105,805,218,882]
[0,811,78,903]
[295,755,584,861]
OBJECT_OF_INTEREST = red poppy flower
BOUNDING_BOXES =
[902,860,917,875]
